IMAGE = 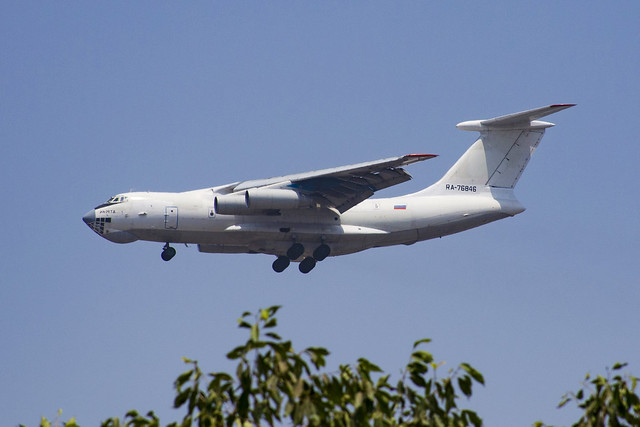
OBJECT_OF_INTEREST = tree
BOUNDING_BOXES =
[39,306,485,427]
[535,362,640,427]
[33,306,639,427]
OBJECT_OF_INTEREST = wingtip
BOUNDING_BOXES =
[405,153,438,159]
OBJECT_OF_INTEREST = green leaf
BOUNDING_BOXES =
[237,320,252,329]
[251,323,259,342]
[466,409,482,427]
[226,346,247,360]
[307,346,330,356]
[358,357,382,373]
[377,374,391,388]
[612,362,628,371]
[125,409,139,418]
[411,350,434,364]
[458,376,472,397]
[307,347,329,369]
[407,361,428,375]
[238,391,250,419]
[460,363,485,385]
[265,332,281,340]
[413,338,432,349]
[558,396,570,408]
[175,370,194,388]
[174,388,190,408]
[410,372,427,388]
[354,391,364,409]
[267,305,281,315]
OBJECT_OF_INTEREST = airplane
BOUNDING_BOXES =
[83,104,574,273]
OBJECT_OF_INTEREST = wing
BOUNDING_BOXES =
[218,153,437,214]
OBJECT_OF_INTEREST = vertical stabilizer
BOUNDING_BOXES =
[439,128,546,188]
[423,104,575,192]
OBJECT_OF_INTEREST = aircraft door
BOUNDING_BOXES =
[164,206,178,229]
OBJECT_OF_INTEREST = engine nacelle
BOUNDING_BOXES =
[214,193,248,215]
[246,188,313,210]
[214,189,313,215]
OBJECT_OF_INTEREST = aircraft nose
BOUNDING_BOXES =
[82,210,95,225]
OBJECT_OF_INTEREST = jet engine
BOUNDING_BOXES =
[214,189,314,215]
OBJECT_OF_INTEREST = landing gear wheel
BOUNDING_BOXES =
[313,244,331,261]
[161,243,176,261]
[299,257,317,274]
[287,243,305,260]
[272,256,290,273]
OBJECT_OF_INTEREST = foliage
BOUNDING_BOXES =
[32,307,640,427]
[35,409,79,427]
[535,362,640,427]
[37,306,485,427]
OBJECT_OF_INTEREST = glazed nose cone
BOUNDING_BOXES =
[82,210,95,225]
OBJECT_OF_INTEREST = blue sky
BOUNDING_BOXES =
[1,2,639,426]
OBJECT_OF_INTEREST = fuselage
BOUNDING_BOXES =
[83,186,524,259]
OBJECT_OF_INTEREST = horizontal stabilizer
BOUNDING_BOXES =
[457,104,576,131]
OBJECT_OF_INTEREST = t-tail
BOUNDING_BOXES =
[417,104,575,196]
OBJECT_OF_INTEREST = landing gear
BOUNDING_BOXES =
[272,242,331,273]
[313,244,331,261]
[287,242,304,260]
[299,257,317,274]
[272,256,290,273]
[161,243,176,261]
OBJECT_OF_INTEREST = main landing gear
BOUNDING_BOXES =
[272,256,290,273]
[161,243,176,261]
[298,257,316,274]
[272,243,331,274]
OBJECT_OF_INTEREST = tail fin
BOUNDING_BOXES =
[428,104,575,191]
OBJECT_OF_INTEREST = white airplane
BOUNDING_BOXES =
[83,104,574,273]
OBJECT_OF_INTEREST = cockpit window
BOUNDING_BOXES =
[94,194,128,209]
[108,195,127,203]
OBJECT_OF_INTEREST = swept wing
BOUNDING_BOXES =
[221,153,436,213]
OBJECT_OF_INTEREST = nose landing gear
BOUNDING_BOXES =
[161,243,176,261]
